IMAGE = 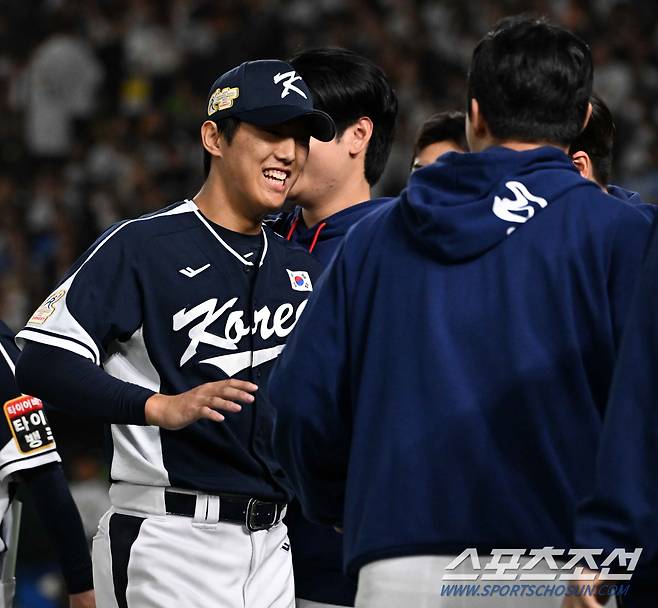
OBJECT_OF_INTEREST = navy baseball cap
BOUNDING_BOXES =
[206,60,336,142]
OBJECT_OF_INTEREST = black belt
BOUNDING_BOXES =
[164,490,286,532]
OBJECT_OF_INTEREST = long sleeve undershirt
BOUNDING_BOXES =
[16,342,153,425]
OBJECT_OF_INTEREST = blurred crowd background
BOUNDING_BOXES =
[2,0,658,605]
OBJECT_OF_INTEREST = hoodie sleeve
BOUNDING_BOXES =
[268,242,352,526]
[576,215,658,561]
[607,205,652,345]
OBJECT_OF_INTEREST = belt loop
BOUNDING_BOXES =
[193,494,208,523]
[207,495,220,524]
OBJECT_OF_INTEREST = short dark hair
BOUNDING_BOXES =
[203,117,241,178]
[289,47,398,186]
[568,93,615,185]
[467,16,593,147]
[413,111,467,158]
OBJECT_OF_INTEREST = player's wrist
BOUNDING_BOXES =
[144,393,167,426]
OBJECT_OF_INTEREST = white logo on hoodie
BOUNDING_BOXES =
[492,181,548,235]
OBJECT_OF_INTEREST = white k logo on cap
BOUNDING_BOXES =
[273,71,308,99]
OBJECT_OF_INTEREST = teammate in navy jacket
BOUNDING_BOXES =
[0,321,93,608]
[569,92,657,220]
[269,18,651,608]
[410,111,467,171]
[16,60,335,608]
[268,48,397,608]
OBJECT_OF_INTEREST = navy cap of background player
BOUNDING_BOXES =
[206,60,336,142]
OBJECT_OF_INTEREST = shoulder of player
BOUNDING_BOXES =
[88,200,201,252]
[0,324,18,374]
[263,208,296,236]
[549,179,649,229]
[263,225,323,273]
[0,322,14,350]
[341,198,398,251]
[586,185,651,229]
[265,224,311,256]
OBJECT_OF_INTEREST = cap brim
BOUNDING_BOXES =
[234,105,336,142]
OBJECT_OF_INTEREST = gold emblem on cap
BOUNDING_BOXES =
[208,87,240,115]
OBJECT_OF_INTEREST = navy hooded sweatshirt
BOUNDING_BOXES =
[268,146,651,576]
[270,199,390,266]
[575,217,658,608]
[270,199,389,605]
[607,184,657,221]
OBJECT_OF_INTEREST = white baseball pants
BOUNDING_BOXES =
[92,485,294,608]
[355,555,565,608]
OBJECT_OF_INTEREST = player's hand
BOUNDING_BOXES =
[69,589,95,608]
[144,379,258,430]
[561,574,609,608]
[562,595,607,608]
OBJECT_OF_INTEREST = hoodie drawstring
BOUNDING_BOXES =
[285,217,300,241]
[309,222,327,253]
[286,217,327,254]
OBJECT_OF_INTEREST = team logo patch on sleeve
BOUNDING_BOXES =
[286,269,312,292]
[3,395,55,454]
[29,289,66,325]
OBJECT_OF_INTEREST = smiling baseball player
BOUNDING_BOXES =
[16,60,334,608]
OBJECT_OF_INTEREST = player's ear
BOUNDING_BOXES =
[201,120,224,159]
[469,98,488,138]
[348,117,374,157]
[571,150,594,180]
[581,102,593,133]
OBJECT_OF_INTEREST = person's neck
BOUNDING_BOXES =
[300,179,371,228]
[193,180,262,235]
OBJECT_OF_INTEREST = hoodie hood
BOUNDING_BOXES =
[400,146,587,262]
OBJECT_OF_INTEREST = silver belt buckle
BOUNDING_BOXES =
[246,498,278,532]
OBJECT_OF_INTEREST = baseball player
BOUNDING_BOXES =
[268,47,397,608]
[15,59,335,608]
[268,17,650,608]
[569,92,656,219]
[411,111,467,171]
[0,320,93,608]
[270,48,398,267]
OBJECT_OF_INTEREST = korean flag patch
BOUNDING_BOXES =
[286,269,313,292]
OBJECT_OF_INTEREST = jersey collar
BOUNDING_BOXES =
[187,199,268,267]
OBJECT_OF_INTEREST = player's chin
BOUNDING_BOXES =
[258,191,288,212]
[261,181,294,208]
[286,174,304,201]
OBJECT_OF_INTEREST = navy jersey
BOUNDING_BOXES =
[269,146,651,574]
[0,321,60,555]
[18,200,322,501]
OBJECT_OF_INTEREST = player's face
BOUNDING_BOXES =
[221,121,310,215]
[412,141,465,171]
[287,135,349,205]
